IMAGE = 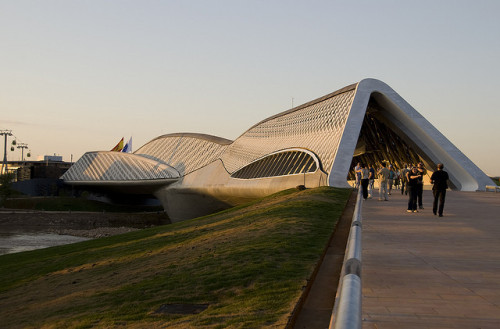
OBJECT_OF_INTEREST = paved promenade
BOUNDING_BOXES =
[362,189,500,328]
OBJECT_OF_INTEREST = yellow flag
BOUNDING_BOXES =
[110,137,124,152]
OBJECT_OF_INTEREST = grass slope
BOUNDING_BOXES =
[0,187,351,329]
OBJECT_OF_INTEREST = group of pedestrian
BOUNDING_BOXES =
[405,162,449,217]
[354,161,449,217]
[355,162,393,201]
[405,162,426,212]
[355,162,384,200]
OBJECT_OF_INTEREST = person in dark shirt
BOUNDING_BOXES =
[416,162,427,209]
[357,163,370,200]
[406,167,420,213]
[430,163,449,217]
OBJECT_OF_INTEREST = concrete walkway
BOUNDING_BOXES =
[362,189,500,328]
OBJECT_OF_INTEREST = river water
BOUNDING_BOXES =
[0,232,89,255]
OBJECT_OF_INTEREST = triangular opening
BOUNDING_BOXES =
[347,96,456,188]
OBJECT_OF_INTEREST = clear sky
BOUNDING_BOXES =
[1,1,499,175]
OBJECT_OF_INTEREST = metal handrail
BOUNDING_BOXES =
[329,188,363,329]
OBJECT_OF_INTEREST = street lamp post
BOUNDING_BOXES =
[17,143,29,163]
[1,130,13,174]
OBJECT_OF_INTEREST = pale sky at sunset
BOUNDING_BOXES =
[1,1,499,175]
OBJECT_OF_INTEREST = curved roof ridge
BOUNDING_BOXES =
[139,132,233,148]
[243,82,358,134]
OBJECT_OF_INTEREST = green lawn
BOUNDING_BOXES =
[0,187,351,329]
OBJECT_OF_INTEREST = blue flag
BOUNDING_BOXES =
[122,137,133,153]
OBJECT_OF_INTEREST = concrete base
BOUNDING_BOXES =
[154,160,328,222]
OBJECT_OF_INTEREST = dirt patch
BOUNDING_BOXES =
[154,303,209,315]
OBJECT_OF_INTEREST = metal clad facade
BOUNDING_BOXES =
[220,89,356,173]
[61,152,179,181]
[135,135,230,176]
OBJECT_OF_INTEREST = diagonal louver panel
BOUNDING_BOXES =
[61,151,180,182]
[230,149,320,179]
[134,133,232,176]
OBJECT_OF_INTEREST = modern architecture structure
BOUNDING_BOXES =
[62,79,494,221]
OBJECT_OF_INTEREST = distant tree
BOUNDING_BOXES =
[0,173,14,206]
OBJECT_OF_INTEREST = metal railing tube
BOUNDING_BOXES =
[329,188,363,329]
[331,274,362,328]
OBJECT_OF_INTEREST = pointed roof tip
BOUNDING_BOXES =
[359,77,383,83]
[357,78,392,89]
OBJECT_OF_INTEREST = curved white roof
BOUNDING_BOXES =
[63,79,493,194]
[62,151,180,182]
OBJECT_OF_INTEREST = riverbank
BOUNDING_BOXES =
[0,210,170,238]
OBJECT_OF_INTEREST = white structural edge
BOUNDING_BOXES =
[328,78,493,191]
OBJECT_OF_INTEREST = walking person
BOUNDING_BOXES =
[394,170,401,190]
[368,164,375,198]
[430,163,449,217]
[388,165,395,195]
[406,166,420,212]
[354,162,361,188]
[400,164,410,195]
[377,162,390,201]
[357,164,370,200]
[416,162,427,209]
